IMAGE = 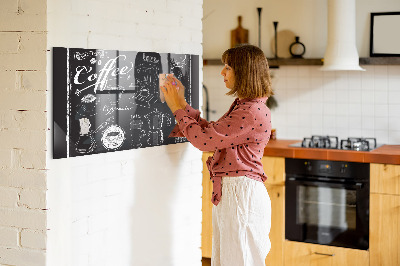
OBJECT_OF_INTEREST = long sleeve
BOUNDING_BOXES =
[169,97,271,206]
[169,104,210,137]
[172,105,258,152]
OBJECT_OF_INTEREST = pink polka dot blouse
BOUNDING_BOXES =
[169,97,272,206]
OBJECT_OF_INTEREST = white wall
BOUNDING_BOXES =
[204,65,400,144]
[46,0,203,266]
[203,0,326,59]
[203,0,400,145]
[271,65,400,144]
[0,0,48,265]
[203,0,400,58]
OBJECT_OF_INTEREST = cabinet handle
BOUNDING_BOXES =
[314,252,335,257]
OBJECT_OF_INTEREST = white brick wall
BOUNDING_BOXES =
[46,1,203,266]
[2,0,203,264]
[0,0,48,265]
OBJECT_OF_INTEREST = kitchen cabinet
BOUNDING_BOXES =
[284,241,369,266]
[261,156,285,186]
[370,163,400,195]
[202,156,400,265]
[261,156,285,266]
[201,154,286,266]
[201,152,213,258]
[370,163,400,266]
[264,184,284,265]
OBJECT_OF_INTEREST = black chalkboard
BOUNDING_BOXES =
[53,47,199,159]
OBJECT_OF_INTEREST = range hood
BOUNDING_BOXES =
[320,0,365,71]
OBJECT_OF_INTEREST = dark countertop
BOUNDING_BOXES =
[263,139,400,165]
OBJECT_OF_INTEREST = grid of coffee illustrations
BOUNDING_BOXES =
[53,47,199,159]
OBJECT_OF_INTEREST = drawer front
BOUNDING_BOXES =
[284,241,369,266]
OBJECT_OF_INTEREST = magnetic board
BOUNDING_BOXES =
[53,47,199,159]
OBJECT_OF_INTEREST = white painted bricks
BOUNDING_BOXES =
[0,227,19,247]
[21,229,47,250]
[46,0,203,265]
[0,0,47,265]
[0,208,46,230]
[0,169,47,189]
[0,3,46,32]
[0,187,19,208]
[0,110,47,131]
[20,189,47,209]
[0,247,46,266]
[0,129,46,150]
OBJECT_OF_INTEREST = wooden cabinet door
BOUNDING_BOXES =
[370,193,400,266]
[284,241,369,266]
[202,152,213,258]
[262,156,285,186]
[264,184,285,266]
[370,163,400,195]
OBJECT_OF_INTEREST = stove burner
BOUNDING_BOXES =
[340,137,377,151]
[301,135,339,149]
[295,136,378,151]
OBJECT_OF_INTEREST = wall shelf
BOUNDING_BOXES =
[268,58,323,67]
[203,57,400,67]
[359,57,400,65]
[203,58,323,67]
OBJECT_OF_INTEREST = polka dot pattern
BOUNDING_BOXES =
[169,97,272,206]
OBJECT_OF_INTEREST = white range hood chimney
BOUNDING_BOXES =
[320,0,365,71]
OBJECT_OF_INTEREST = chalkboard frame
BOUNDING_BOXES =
[53,47,199,159]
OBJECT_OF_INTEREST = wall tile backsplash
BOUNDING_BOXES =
[203,65,400,145]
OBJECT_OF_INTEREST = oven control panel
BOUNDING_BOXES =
[286,158,369,180]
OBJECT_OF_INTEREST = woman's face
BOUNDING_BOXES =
[220,64,235,89]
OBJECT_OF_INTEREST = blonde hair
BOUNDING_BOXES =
[221,44,273,99]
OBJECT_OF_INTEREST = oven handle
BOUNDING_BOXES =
[286,177,364,189]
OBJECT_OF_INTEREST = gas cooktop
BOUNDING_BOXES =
[289,135,383,151]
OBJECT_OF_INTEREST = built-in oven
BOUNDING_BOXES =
[285,158,370,250]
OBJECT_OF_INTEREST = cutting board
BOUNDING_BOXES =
[231,16,249,48]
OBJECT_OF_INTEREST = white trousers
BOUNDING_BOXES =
[212,176,271,266]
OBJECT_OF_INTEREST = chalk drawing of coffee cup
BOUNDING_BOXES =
[75,117,96,154]
[147,130,164,146]
[101,124,125,150]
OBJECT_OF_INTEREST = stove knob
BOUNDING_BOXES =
[305,161,312,171]
[340,164,347,174]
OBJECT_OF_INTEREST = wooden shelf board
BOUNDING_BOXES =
[203,57,400,67]
[359,57,400,65]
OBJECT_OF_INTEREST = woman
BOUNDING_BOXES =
[161,44,273,266]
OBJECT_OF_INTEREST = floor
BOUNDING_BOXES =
[202,257,211,266]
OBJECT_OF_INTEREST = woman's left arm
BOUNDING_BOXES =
[172,106,267,152]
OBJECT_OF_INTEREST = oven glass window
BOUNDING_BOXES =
[297,186,356,230]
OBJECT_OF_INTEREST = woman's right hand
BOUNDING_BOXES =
[167,75,187,108]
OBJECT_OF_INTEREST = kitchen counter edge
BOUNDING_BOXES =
[263,139,400,165]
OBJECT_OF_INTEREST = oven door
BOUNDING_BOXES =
[285,177,369,250]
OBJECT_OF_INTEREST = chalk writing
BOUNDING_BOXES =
[53,47,199,159]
